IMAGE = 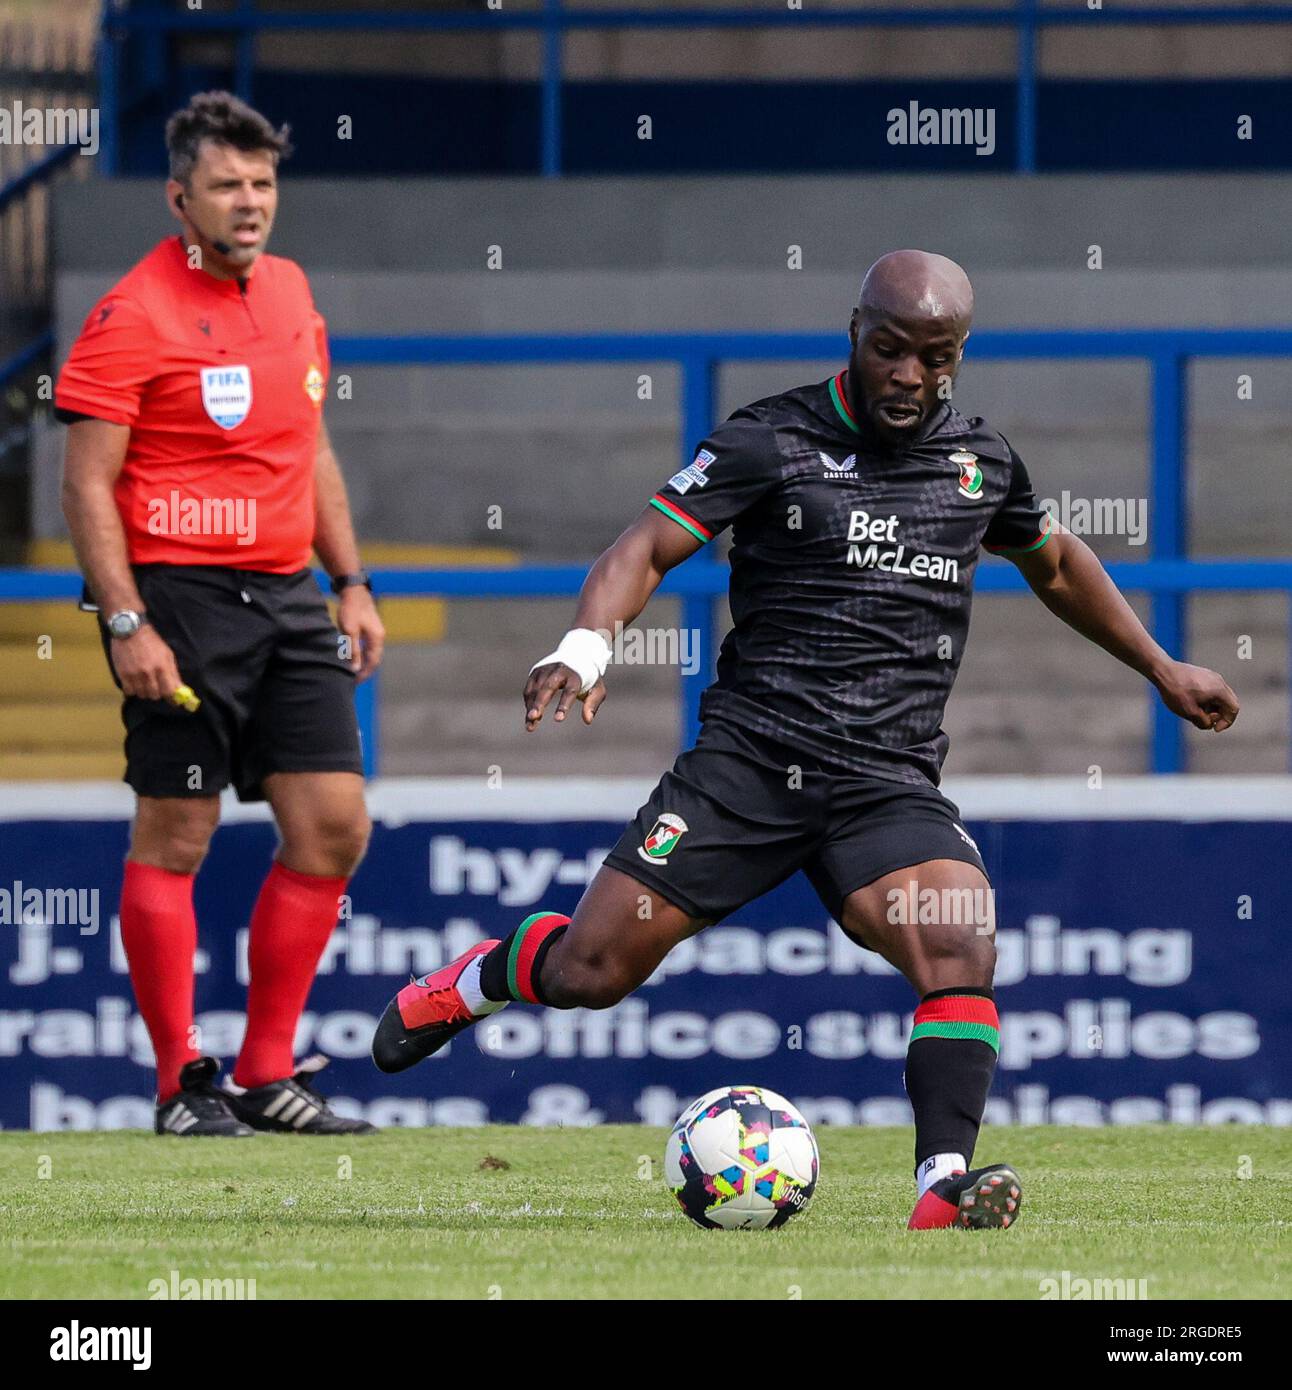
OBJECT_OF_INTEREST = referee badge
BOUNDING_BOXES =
[638,813,688,864]
[200,364,252,430]
[304,363,326,406]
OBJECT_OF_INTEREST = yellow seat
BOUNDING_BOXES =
[0,750,126,781]
[0,699,121,749]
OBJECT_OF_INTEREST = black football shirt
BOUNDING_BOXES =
[648,371,1051,785]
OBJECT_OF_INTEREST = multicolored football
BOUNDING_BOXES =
[665,1084,819,1230]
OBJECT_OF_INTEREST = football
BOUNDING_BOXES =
[664,1084,820,1230]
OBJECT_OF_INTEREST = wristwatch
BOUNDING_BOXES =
[106,609,149,639]
[330,571,373,595]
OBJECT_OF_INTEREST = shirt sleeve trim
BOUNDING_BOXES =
[52,394,136,428]
[650,494,714,543]
[984,513,1053,555]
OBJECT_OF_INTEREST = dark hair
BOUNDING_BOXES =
[165,91,293,185]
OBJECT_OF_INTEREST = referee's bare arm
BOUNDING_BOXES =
[312,418,385,680]
[61,418,184,702]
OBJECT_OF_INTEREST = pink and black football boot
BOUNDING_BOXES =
[371,939,505,1073]
[907,1164,1023,1230]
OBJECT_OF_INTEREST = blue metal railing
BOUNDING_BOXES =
[3,328,1291,776]
[0,332,53,392]
[0,145,81,218]
[0,138,88,392]
[96,2,1292,179]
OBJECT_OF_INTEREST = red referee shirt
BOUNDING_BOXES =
[56,236,329,572]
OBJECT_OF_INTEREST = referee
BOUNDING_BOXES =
[57,92,383,1137]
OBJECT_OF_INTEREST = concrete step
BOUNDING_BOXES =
[0,642,115,699]
[0,699,120,750]
[0,750,124,781]
[0,601,98,642]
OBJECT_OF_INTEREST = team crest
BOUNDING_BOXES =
[949,449,984,499]
[303,363,326,406]
[638,812,688,864]
[199,364,252,430]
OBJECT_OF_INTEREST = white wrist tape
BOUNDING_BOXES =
[529,627,612,695]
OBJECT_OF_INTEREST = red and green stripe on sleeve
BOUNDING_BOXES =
[650,492,714,544]
[984,511,1053,556]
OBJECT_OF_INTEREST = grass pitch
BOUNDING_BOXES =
[2,1126,1287,1300]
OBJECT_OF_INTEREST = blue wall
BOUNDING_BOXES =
[113,72,1292,176]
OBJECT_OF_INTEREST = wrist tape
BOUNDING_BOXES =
[529,627,612,695]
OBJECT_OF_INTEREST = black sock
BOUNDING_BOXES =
[904,986,999,1171]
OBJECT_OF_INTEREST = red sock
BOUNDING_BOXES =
[119,860,200,1102]
[233,861,347,1089]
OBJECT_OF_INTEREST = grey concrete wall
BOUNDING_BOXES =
[43,174,1292,775]
[52,174,1292,273]
[48,175,1292,554]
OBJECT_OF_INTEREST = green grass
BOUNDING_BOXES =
[1,1127,1287,1300]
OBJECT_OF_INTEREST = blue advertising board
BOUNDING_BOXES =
[1,781,1289,1131]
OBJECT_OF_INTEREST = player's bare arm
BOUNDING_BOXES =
[524,505,702,730]
[313,417,385,680]
[1011,524,1238,731]
[61,417,183,702]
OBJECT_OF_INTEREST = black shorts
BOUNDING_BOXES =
[603,720,987,924]
[99,565,363,802]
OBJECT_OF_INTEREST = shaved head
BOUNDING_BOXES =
[844,249,974,442]
[858,249,974,336]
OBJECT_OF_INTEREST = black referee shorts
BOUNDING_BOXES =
[98,564,363,802]
[603,719,987,925]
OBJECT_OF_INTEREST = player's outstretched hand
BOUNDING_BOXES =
[524,662,607,731]
[1155,660,1239,731]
